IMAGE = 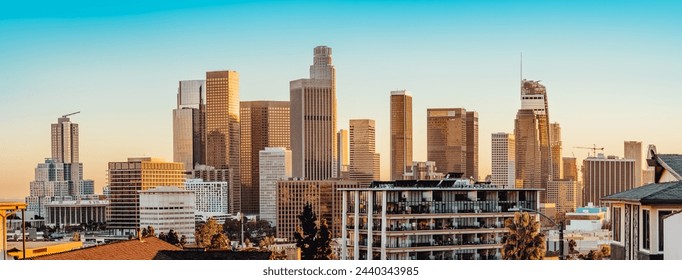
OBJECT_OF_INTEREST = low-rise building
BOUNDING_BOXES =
[139,187,196,244]
[46,199,108,227]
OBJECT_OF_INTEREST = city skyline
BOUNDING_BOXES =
[2,1,682,200]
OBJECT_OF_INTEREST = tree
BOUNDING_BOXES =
[583,250,603,260]
[209,232,231,250]
[141,226,155,238]
[294,202,334,260]
[165,229,180,245]
[501,212,546,260]
[600,245,611,258]
[568,239,578,254]
[195,217,222,248]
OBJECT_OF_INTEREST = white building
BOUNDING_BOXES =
[184,179,228,221]
[402,161,443,180]
[259,147,292,226]
[139,187,196,244]
[664,212,682,260]
[491,132,515,188]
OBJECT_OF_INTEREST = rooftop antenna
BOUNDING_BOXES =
[520,52,523,96]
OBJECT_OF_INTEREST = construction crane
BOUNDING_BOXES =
[61,111,80,118]
[574,144,604,157]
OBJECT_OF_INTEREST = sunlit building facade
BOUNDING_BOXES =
[349,119,380,187]
[583,155,635,207]
[139,186,196,244]
[390,90,413,180]
[427,108,478,179]
[259,147,292,227]
[173,80,206,171]
[491,132,515,188]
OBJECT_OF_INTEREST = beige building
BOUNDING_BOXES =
[290,46,337,180]
[582,154,635,207]
[403,161,444,180]
[550,123,562,180]
[259,148,292,227]
[349,119,380,187]
[337,129,349,178]
[491,132,515,188]
[52,114,79,164]
[547,180,578,215]
[173,80,205,171]
[239,100,290,215]
[276,180,360,241]
[624,141,643,186]
[390,90,413,180]
[107,157,185,236]
[427,108,478,179]
[205,70,241,213]
[139,186,196,245]
[563,157,578,181]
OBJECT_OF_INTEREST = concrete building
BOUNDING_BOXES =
[582,154,635,207]
[562,157,578,181]
[240,100,290,215]
[402,161,444,180]
[349,119,380,187]
[139,187,196,245]
[427,108,478,179]
[46,199,108,227]
[52,113,79,164]
[491,132,515,188]
[173,80,206,171]
[547,180,579,215]
[184,179,228,221]
[290,46,337,181]
[390,90,413,180]
[190,165,236,214]
[107,157,185,236]
[624,141,643,186]
[547,204,612,255]
[276,179,360,241]
[550,123,562,180]
[205,70,241,213]
[664,212,682,260]
[259,148,292,226]
[604,145,682,260]
[26,159,70,217]
[339,178,542,260]
[337,129,349,178]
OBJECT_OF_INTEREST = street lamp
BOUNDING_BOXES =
[508,207,564,260]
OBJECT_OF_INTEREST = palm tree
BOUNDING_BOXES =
[501,212,546,260]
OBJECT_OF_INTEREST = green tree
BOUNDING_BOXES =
[501,212,546,260]
[294,202,334,260]
[195,217,222,248]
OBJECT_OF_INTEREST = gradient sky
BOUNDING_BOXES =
[1,0,681,200]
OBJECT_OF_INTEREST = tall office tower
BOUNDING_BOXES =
[624,141,643,186]
[290,46,337,180]
[426,108,478,178]
[107,157,185,236]
[562,157,578,181]
[184,179,229,221]
[26,159,70,217]
[259,147,292,226]
[547,180,578,215]
[349,119,380,187]
[337,129,349,178]
[240,101,290,215]
[205,70,241,213]
[52,114,79,164]
[582,154,635,207]
[173,80,206,171]
[515,79,552,202]
[390,90,413,180]
[491,132,516,188]
[550,123,562,180]
[276,179,359,241]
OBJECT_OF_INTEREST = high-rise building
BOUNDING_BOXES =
[107,157,185,236]
[190,165,237,214]
[173,80,206,171]
[52,114,79,164]
[582,154,635,207]
[624,141,643,187]
[337,129,349,178]
[139,186,196,245]
[26,159,70,217]
[184,179,229,221]
[402,161,444,180]
[290,46,337,180]
[563,157,578,181]
[515,79,552,202]
[426,108,478,178]
[491,132,515,188]
[239,101,290,215]
[205,70,241,213]
[547,180,579,215]
[259,147,292,227]
[390,90,413,180]
[550,123,562,180]
[276,179,359,241]
[349,119,380,187]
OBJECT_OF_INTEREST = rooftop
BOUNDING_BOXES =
[31,237,181,260]
[603,181,682,205]
[657,154,682,178]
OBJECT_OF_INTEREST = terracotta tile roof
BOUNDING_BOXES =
[31,237,181,260]
[153,250,272,260]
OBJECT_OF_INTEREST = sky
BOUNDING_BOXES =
[1,0,681,200]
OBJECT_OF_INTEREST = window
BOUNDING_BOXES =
[642,209,650,250]
[613,207,621,242]
[658,210,673,252]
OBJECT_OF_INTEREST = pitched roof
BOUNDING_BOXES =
[658,154,682,179]
[603,181,682,205]
[153,250,272,260]
[31,237,181,260]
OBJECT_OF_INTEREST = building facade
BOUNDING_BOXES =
[107,157,185,236]
[427,108,479,178]
[390,90,413,180]
[349,119,380,187]
[547,180,579,215]
[339,179,541,260]
[491,132,515,188]
[173,80,206,171]
[624,141,643,187]
[52,114,79,164]
[184,179,229,221]
[139,187,196,245]
[290,46,337,180]
[259,147,292,226]
[402,161,444,180]
[562,157,578,181]
[337,129,349,178]
[46,199,108,227]
[239,100,290,215]
[550,123,562,180]
[582,154,635,207]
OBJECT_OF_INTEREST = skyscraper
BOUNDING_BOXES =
[390,90,413,180]
[337,129,349,178]
[205,70,241,212]
[290,46,337,180]
[550,123,562,180]
[259,147,292,226]
[426,108,478,178]
[239,100,290,215]
[52,113,79,164]
[515,80,552,202]
[562,157,578,181]
[173,80,206,171]
[349,119,380,187]
[491,132,515,188]
[624,141,643,186]
[582,154,635,207]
